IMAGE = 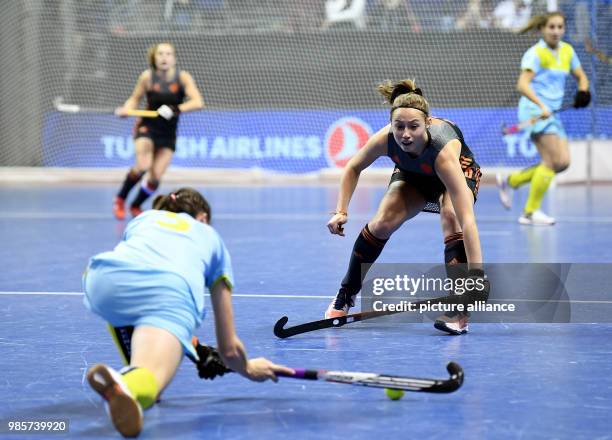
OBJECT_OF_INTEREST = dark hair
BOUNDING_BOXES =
[152,187,211,222]
[519,12,565,34]
[377,79,429,118]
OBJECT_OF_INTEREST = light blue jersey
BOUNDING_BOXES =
[519,39,581,112]
[83,210,233,358]
[518,39,581,137]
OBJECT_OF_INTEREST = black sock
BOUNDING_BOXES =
[117,170,145,200]
[340,224,388,297]
[131,178,159,208]
[444,232,467,279]
[443,233,468,317]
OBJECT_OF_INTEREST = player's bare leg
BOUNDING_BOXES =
[325,181,425,318]
[87,326,182,437]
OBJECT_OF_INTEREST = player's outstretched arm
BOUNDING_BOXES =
[435,142,482,267]
[210,279,293,382]
[327,126,389,236]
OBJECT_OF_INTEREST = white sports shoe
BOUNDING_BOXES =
[518,210,556,226]
[87,364,143,438]
[496,173,513,210]
[434,314,469,335]
[324,289,356,319]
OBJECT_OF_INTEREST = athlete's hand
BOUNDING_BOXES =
[327,213,348,236]
[245,358,294,383]
[539,105,552,120]
[114,107,130,118]
[157,104,175,120]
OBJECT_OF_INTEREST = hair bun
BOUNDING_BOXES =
[390,86,411,103]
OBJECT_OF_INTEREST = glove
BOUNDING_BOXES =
[157,104,178,120]
[573,90,591,108]
[191,341,233,380]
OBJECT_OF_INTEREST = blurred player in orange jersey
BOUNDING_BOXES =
[113,42,204,220]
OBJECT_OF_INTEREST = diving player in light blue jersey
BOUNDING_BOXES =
[497,11,590,226]
[83,188,292,438]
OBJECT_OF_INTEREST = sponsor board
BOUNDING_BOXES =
[42,108,608,170]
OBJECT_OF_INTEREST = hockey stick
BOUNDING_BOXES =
[53,97,158,118]
[279,361,463,393]
[191,341,463,393]
[274,292,474,339]
[501,106,570,135]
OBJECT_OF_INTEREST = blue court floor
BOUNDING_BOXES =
[1,183,611,439]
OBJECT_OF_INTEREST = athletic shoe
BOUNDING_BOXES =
[87,364,143,438]
[113,197,126,220]
[496,173,512,210]
[129,205,143,218]
[325,288,356,319]
[518,210,556,226]
[434,314,469,335]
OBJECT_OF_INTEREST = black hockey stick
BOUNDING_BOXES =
[274,293,471,339]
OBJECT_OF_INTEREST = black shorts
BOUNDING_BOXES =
[388,165,481,213]
[133,124,177,151]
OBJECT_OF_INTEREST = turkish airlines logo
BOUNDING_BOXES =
[325,117,372,168]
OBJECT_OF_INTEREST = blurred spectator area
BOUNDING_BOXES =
[72,0,609,34]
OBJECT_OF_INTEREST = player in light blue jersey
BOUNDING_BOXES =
[83,188,292,437]
[497,12,590,226]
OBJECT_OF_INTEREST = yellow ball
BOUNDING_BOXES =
[384,388,405,400]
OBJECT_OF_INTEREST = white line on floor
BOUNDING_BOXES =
[3,212,612,223]
[1,291,611,304]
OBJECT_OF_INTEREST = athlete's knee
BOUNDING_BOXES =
[369,213,403,238]
[135,158,152,171]
[552,159,569,173]
[130,168,147,179]
[439,207,459,230]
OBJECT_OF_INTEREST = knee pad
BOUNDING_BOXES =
[444,233,467,280]
[444,233,466,265]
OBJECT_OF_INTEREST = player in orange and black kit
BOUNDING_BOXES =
[113,42,204,220]
[325,79,488,335]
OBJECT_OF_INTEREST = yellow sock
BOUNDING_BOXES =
[524,165,555,214]
[122,367,159,409]
[508,165,538,188]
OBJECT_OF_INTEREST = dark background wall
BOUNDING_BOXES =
[1,0,609,165]
[100,31,531,109]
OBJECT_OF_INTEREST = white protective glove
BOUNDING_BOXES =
[157,104,175,120]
